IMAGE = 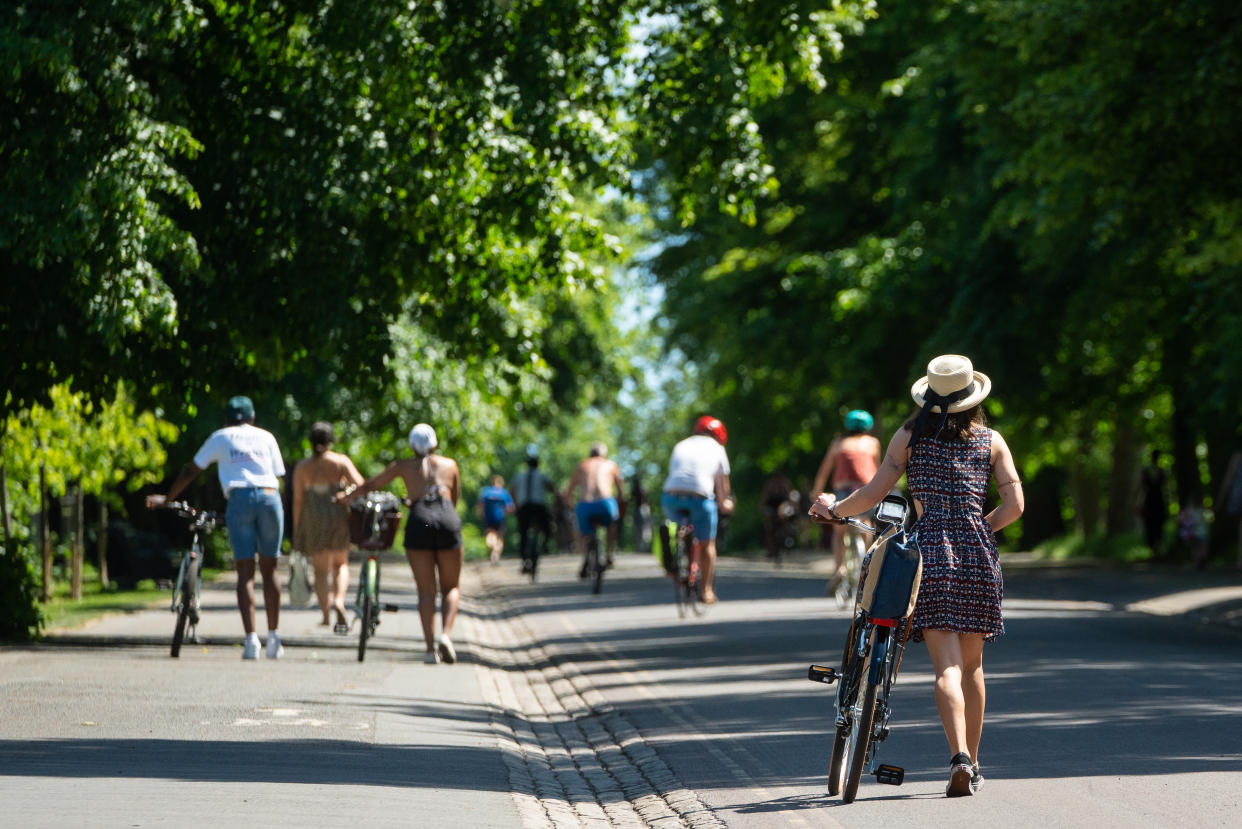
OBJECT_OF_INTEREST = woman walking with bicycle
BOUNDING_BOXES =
[342,423,463,664]
[811,355,1023,797]
[292,421,365,633]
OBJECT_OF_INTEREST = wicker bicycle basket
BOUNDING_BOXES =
[348,492,403,550]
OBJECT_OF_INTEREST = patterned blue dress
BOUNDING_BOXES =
[905,426,1004,642]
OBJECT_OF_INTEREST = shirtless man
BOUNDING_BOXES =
[564,442,625,577]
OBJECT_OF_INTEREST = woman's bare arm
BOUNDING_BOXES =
[291,460,304,539]
[987,430,1024,531]
[338,459,402,503]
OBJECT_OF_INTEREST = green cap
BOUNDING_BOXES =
[225,396,255,424]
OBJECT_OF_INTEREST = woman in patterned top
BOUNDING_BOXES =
[810,355,1024,798]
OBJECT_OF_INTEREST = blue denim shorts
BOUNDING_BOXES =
[661,492,718,541]
[225,487,284,560]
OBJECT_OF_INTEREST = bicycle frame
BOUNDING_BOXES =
[163,502,218,658]
[808,494,914,801]
[353,494,400,662]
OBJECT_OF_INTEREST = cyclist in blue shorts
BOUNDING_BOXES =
[564,442,625,577]
[661,416,734,604]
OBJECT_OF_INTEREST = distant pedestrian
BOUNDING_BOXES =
[1177,488,1211,569]
[291,421,364,632]
[147,396,287,660]
[476,475,515,564]
[811,355,1023,797]
[1138,450,1169,557]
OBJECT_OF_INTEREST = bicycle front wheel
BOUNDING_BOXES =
[357,558,377,662]
[170,555,197,658]
[841,665,877,803]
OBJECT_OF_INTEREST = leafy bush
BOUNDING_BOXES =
[0,542,43,641]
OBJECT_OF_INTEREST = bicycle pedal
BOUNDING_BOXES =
[383,603,399,612]
[874,764,904,786]
[807,665,839,684]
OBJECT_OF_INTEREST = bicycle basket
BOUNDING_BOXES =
[348,492,403,550]
[859,529,922,620]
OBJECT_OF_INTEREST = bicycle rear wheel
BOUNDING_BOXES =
[679,528,701,616]
[357,558,376,662]
[588,536,603,594]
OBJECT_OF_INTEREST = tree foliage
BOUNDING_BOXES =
[644,0,1242,546]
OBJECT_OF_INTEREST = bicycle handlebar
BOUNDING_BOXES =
[160,501,221,528]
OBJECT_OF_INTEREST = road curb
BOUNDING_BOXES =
[472,566,725,829]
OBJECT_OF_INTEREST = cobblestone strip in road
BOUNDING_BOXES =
[469,580,725,829]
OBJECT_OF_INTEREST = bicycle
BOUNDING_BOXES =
[518,505,549,582]
[807,494,920,803]
[348,491,402,662]
[659,510,703,618]
[161,501,220,658]
[831,520,868,608]
[581,514,612,595]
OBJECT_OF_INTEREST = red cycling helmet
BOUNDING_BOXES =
[693,415,728,446]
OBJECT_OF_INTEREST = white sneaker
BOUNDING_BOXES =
[436,634,456,665]
[423,650,440,664]
[242,633,260,660]
[265,632,284,659]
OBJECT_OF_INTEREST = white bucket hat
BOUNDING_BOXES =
[910,355,992,413]
[408,423,438,455]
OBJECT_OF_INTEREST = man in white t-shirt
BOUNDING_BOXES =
[661,415,734,604]
[147,396,287,660]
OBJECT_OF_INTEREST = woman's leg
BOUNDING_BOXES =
[959,633,987,764]
[235,558,257,634]
[312,552,333,624]
[406,549,439,653]
[435,547,463,637]
[923,629,972,758]
[329,550,350,625]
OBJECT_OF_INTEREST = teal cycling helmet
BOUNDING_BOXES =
[844,409,874,432]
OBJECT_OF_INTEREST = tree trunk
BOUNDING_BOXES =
[71,485,84,600]
[40,463,53,602]
[1,457,10,547]
[1069,422,1100,536]
[1170,397,1199,509]
[1105,414,1140,537]
[98,501,110,589]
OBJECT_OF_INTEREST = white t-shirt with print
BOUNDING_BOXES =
[193,424,286,496]
[662,434,730,499]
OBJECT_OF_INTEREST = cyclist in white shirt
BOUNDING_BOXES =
[147,396,287,660]
[661,416,734,604]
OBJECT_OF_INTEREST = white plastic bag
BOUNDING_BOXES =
[288,551,313,606]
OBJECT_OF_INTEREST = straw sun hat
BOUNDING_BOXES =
[910,355,992,413]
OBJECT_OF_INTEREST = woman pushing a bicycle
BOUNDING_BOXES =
[810,355,1023,798]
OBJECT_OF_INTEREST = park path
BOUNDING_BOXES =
[3,549,1242,828]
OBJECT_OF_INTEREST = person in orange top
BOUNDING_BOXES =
[811,410,882,591]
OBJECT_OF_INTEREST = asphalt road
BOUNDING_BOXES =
[2,550,1241,828]
[481,552,1242,829]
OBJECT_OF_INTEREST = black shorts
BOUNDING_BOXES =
[404,492,463,551]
